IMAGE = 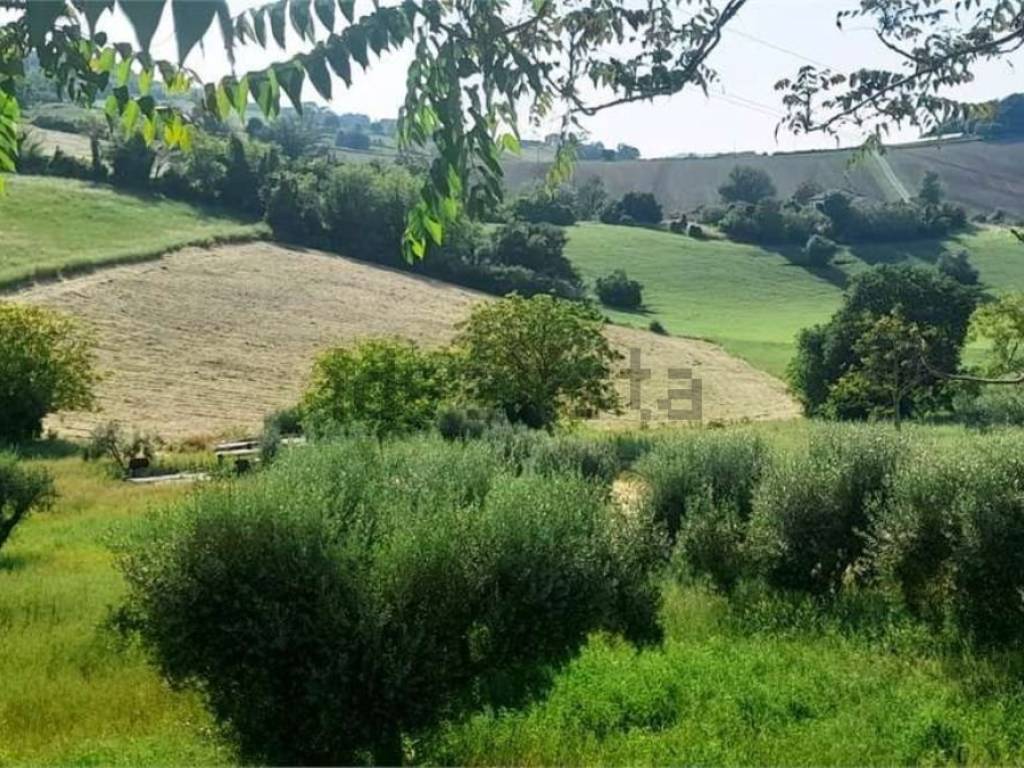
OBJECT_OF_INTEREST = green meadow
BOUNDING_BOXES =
[565,223,1021,377]
[0,176,266,288]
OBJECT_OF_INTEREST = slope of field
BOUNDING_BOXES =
[566,223,1022,377]
[506,137,1024,218]
[0,176,266,287]
[15,242,798,439]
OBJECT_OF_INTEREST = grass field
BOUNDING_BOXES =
[7,423,1024,765]
[0,449,231,766]
[566,223,1022,377]
[0,176,266,288]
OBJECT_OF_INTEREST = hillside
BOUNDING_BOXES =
[506,137,1024,218]
[14,241,798,439]
[565,223,1022,377]
[0,175,265,286]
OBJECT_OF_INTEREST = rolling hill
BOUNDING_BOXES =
[14,241,798,438]
[507,137,1024,218]
[565,222,1023,377]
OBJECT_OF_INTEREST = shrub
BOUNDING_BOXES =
[0,303,98,444]
[792,179,824,205]
[601,192,662,226]
[804,234,839,267]
[718,165,777,204]
[83,421,157,478]
[937,250,979,286]
[485,222,579,283]
[118,436,663,764]
[875,436,1024,644]
[686,223,705,239]
[335,129,371,150]
[529,434,621,485]
[300,339,455,439]
[436,404,502,441]
[110,134,156,188]
[668,216,688,234]
[455,295,622,429]
[649,320,668,335]
[746,425,903,595]
[263,170,324,243]
[949,386,1024,427]
[677,489,747,592]
[594,270,644,310]
[720,199,825,245]
[0,453,54,553]
[634,430,768,540]
[512,189,577,226]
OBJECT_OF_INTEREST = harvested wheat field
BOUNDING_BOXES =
[14,241,799,439]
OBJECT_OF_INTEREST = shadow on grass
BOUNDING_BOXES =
[760,243,850,290]
[0,550,43,573]
[3,438,81,460]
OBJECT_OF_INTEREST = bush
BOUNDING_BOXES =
[485,222,578,283]
[937,250,979,286]
[718,165,777,204]
[512,189,577,226]
[677,489,747,592]
[746,425,903,595]
[300,339,455,439]
[634,430,768,540]
[335,129,371,150]
[804,234,839,267]
[720,199,826,245]
[0,454,54,553]
[601,192,663,226]
[594,270,644,309]
[529,434,621,485]
[649,320,668,335]
[118,436,663,764]
[949,386,1024,427]
[686,223,705,239]
[436,404,502,441]
[0,303,97,444]
[668,216,688,234]
[455,295,622,429]
[263,170,324,243]
[110,134,156,188]
[83,421,157,478]
[875,436,1024,644]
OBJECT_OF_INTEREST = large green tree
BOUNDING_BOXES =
[1,0,1021,254]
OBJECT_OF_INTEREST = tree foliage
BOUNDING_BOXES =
[0,302,98,444]
[718,165,777,204]
[0,453,54,554]
[454,295,621,429]
[2,0,1020,255]
[969,292,1024,376]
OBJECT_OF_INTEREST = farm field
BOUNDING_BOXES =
[15,240,798,440]
[565,223,1023,377]
[6,423,1024,765]
[0,176,266,287]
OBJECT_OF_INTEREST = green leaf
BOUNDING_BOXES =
[118,0,167,53]
[115,56,132,87]
[274,62,306,111]
[249,71,281,118]
[269,0,288,48]
[325,35,352,85]
[314,0,335,30]
[346,25,369,68]
[225,76,249,120]
[303,52,333,101]
[121,99,140,133]
[289,0,314,41]
[73,0,115,35]
[27,1,65,47]
[500,132,521,154]
[338,0,355,23]
[92,47,116,74]
[252,9,268,47]
[138,66,154,95]
[423,212,443,245]
[172,0,224,63]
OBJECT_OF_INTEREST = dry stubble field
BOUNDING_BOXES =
[13,241,799,439]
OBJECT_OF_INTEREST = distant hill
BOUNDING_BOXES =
[505,136,1024,218]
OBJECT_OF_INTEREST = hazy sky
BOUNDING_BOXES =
[64,0,1024,157]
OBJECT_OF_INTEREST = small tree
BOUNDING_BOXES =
[0,303,98,444]
[0,454,54,554]
[301,339,454,438]
[601,192,663,226]
[595,270,644,309]
[969,293,1024,376]
[485,222,579,283]
[804,234,839,267]
[455,295,622,429]
[851,311,933,430]
[718,165,777,204]
[937,250,980,286]
[919,171,944,206]
[792,179,824,205]
[84,422,157,478]
[574,176,608,220]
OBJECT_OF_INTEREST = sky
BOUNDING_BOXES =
[43,0,1024,158]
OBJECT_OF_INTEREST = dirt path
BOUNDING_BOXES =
[15,241,800,439]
